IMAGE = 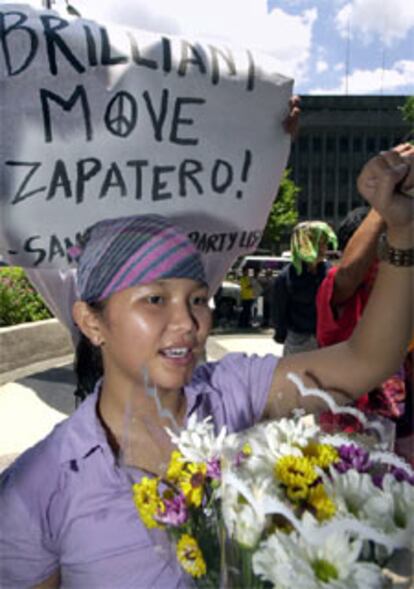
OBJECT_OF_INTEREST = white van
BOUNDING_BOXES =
[213,255,292,327]
[232,255,292,276]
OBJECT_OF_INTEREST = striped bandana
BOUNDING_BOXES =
[74,215,206,302]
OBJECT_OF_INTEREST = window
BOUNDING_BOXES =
[339,136,349,152]
[338,202,348,216]
[299,136,309,153]
[312,200,322,217]
[366,136,376,153]
[298,167,308,187]
[353,136,362,152]
[299,200,308,216]
[326,136,335,152]
[312,167,322,193]
[312,136,322,152]
[339,168,348,184]
[379,136,390,150]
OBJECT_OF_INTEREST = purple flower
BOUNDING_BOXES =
[372,472,385,489]
[156,493,188,527]
[335,444,371,474]
[391,466,414,485]
[206,457,221,481]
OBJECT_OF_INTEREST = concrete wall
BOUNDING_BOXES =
[0,319,74,374]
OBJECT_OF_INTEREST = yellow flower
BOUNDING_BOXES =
[242,442,252,456]
[176,534,206,578]
[167,450,186,483]
[308,484,336,521]
[303,442,339,469]
[286,483,309,502]
[132,477,163,529]
[275,455,318,489]
[178,462,207,507]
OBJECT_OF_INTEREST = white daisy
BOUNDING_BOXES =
[252,528,384,588]
[166,414,226,463]
[221,483,267,548]
[325,468,381,518]
[365,475,414,544]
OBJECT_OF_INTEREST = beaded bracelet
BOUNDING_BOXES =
[377,233,414,267]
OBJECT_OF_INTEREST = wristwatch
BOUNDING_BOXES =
[377,233,414,267]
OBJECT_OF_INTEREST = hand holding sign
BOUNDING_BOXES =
[0,3,293,296]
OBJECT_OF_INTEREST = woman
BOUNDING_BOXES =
[1,145,413,588]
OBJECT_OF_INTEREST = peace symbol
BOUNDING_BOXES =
[104,91,138,138]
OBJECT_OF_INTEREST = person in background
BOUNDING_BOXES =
[272,220,337,355]
[250,267,264,326]
[259,267,274,327]
[238,266,255,328]
[316,206,413,462]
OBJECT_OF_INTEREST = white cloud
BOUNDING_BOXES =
[3,0,316,84]
[316,59,328,73]
[86,0,317,84]
[336,0,414,46]
[309,59,414,94]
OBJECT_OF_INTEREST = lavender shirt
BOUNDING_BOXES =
[0,353,278,589]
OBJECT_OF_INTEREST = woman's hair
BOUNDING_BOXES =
[337,206,370,251]
[73,300,105,402]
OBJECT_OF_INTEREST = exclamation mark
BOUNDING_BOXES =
[236,149,252,199]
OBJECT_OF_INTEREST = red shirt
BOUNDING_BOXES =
[316,264,377,347]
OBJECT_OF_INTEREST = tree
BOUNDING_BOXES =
[399,96,414,141]
[260,169,300,253]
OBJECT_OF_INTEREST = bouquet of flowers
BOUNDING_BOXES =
[132,374,414,588]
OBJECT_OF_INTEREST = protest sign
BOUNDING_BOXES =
[0,3,293,293]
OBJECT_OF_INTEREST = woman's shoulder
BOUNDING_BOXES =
[188,353,279,431]
[192,352,275,382]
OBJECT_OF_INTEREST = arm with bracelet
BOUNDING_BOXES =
[265,143,414,418]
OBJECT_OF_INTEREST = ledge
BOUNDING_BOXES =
[0,319,74,377]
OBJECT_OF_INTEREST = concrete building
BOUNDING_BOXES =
[288,95,411,230]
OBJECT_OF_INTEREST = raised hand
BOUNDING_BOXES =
[357,144,414,232]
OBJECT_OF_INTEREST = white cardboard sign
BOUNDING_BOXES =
[0,4,293,293]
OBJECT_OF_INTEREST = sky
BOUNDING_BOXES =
[1,0,413,95]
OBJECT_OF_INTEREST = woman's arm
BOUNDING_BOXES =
[331,208,385,305]
[264,144,414,419]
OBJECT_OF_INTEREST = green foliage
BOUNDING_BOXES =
[0,267,52,326]
[400,96,414,141]
[260,168,300,252]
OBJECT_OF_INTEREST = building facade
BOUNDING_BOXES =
[288,95,411,230]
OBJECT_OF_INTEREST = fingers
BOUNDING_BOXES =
[283,95,301,138]
[382,145,414,196]
[289,95,301,109]
[357,150,409,204]
[391,143,414,158]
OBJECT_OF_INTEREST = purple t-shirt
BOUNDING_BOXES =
[0,353,277,589]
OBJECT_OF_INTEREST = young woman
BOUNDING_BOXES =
[1,144,413,588]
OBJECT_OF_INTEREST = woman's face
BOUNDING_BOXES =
[95,278,212,393]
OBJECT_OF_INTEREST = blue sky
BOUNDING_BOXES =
[269,0,414,94]
[2,0,413,95]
